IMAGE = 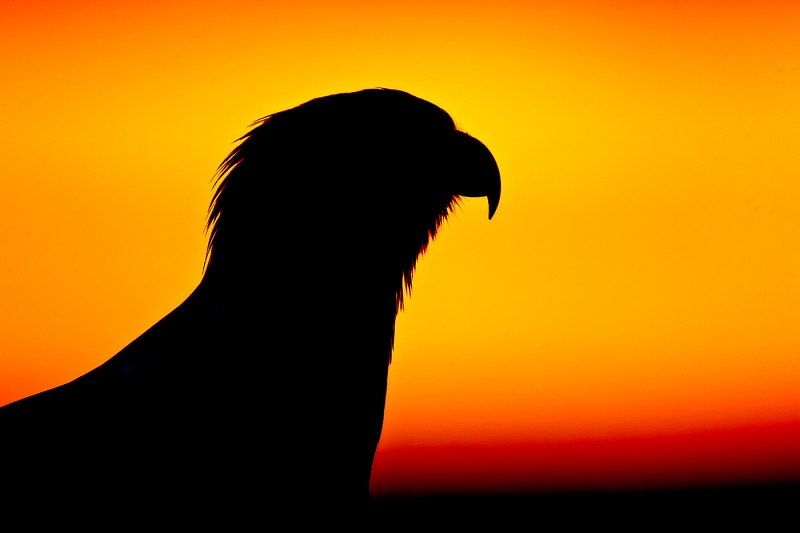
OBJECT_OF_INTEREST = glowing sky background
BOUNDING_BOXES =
[2,0,799,495]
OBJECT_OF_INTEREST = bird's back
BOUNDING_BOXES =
[1,277,389,515]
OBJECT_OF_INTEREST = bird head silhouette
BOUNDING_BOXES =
[203,88,500,313]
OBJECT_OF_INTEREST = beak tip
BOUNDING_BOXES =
[487,187,500,220]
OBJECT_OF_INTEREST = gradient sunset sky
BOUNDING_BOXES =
[2,0,799,495]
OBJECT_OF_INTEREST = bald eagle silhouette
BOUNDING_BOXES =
[0,88,500,515]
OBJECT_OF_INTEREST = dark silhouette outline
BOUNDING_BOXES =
[0,88,500,518]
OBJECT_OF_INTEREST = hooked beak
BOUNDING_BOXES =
[450,132,501,220]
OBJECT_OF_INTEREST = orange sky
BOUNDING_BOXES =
[2,0,799,494]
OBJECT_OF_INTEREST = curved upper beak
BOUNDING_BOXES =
[450,132,501,220]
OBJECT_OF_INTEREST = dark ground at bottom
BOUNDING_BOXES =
[369,483,799,527]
